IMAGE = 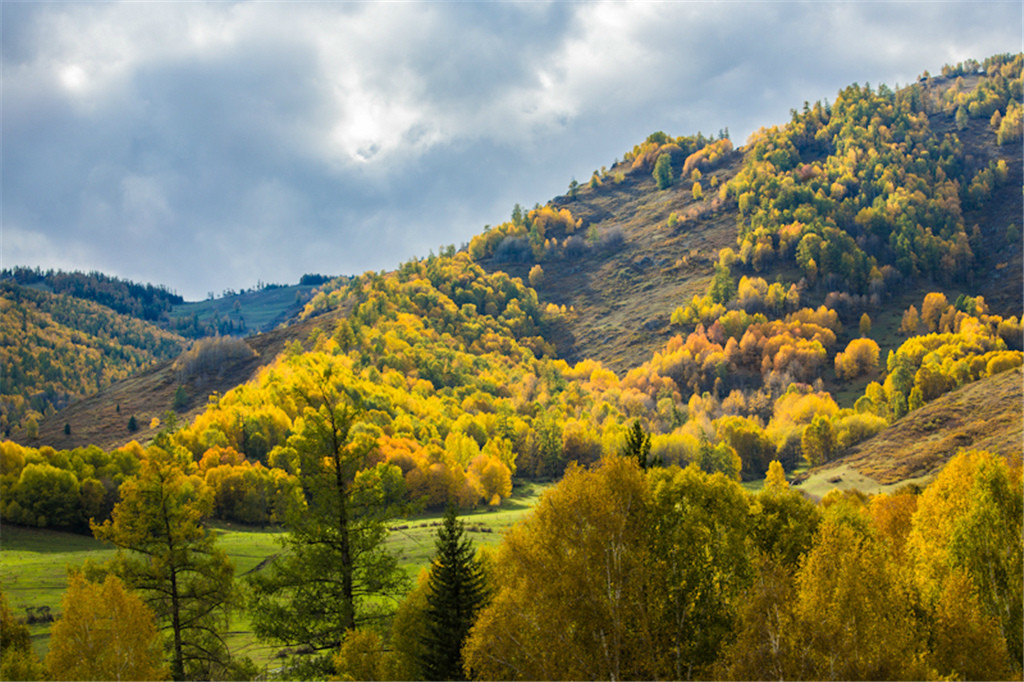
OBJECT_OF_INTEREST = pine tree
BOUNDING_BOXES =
[419,504,488,681]
[619,419,652,469]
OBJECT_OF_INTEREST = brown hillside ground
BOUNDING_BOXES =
[794,367,1023,499]
[481,152,745,376]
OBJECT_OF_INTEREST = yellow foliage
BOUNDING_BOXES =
[46,573,166,681]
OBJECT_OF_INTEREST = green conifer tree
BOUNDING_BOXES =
[419,505,488,681]
[619,419,652,469]
[653,153,674,190]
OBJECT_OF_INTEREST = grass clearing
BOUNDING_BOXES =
[0,480,548,665]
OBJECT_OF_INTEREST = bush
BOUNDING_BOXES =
[493,237,533,263]
[599,228,625,252]
[562,235,588,261]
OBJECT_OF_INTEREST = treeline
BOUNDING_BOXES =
[1,267,184,322]
[5,447,1018,681]
[0,282,187,435]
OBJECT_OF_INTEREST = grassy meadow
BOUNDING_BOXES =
[0,481,549,666]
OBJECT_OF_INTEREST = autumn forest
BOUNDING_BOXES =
[1,54,1022,681]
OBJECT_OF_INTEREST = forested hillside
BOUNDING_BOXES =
[0,282,187,437]
[1,54,1021,682]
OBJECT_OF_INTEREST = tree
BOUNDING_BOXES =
[859,312,871,336]
[527,264,544,288]
[1,590,46,681]
[710,263,736,304]
[13,462,82,530]
[173,385,189,411]
[92,447,235,681]
[248,356,407,678]
[908,450,1023,672]
[728,517,932,681]
[955,104,969,130]
[619,419,652,469]
[653,153,673,190]
[463,458,650,680]
[764,459,788,492]
[419,505,488,680]
[801,414,835,466]
[464,458,753,680]
[900,305,920,335]
[46,573,167,681]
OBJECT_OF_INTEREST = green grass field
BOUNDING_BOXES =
[0,481,548,666]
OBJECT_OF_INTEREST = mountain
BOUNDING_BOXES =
[10,53,1023,493]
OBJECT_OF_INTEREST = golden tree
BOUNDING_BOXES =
[47,573,167,681]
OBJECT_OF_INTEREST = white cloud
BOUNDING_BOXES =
[2,1,1020,300]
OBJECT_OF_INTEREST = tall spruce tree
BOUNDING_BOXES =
[420,504,488,681]
[619,419,652,469]
[247,357,408,678]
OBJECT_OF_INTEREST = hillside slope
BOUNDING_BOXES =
[21,55,1024,493]
[794,367,1023,498]
[481,68,1022,376]
[27,303,351,451]
[0,282,188,435]
[481,150,744,374]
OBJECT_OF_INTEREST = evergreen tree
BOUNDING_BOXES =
[419,504,488,681]
[619,419,652,469]
[248,357,407,678]
[653,153,674,190]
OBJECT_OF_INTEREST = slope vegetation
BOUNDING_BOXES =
[794,366,1022,498]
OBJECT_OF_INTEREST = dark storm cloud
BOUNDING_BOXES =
[2,1,1020,300]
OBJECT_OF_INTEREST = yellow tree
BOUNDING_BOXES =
[463,457,650,680]
[907,450,1023,674]
[46,573,167,681]
[788,518,932,680]
[92,447,235,681]
[464,458,753,680]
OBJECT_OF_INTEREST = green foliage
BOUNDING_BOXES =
[718,64,1022,289]
[1,266,184,321]
[419,505,488,680]
[0,590,46,680]
[247,358,408,678]
[92,447,236,681]
[653,152,674,190]
[172,385,189,411]
[801,413,835,466]
[619,419,652,469]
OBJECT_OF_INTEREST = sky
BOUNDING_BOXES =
[2,1,1021,301]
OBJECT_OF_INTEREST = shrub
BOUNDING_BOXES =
[493,237,532,263]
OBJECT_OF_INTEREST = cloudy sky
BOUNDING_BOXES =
[3,1,1020,300]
